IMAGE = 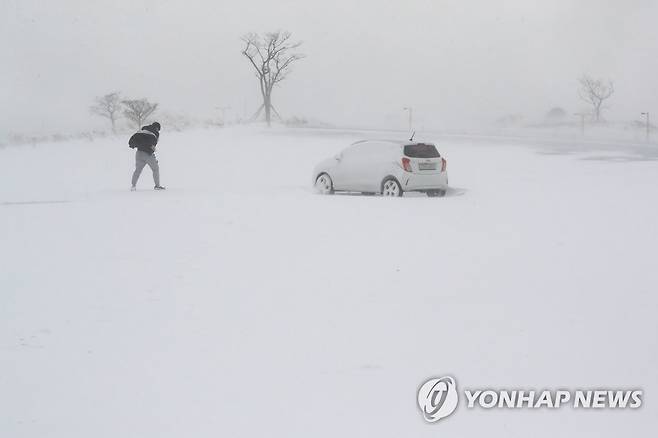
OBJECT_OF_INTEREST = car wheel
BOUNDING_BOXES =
[381,178,403,197]
[427,189,446,197]
[315,173,334,194]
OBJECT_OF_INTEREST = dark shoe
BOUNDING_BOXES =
[154,185,166,190]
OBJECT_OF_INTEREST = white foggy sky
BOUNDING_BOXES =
[2,0,657,136]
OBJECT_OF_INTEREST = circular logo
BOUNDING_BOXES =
[417,376,459,423]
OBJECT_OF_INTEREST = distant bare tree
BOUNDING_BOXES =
[90,92,122,133]
[578,75,614,123]
[122,98,158,128]
[545,107,567,124]
[241,31,305,126]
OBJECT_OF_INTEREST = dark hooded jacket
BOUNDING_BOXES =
[128,123,160,155]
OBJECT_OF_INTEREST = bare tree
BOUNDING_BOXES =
[90,92,122,133]
[122,98,158,128]
[241,31,305,126]
[578,75,614,123]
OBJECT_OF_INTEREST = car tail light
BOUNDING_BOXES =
[402,157,412,172]
[441,158,447,172]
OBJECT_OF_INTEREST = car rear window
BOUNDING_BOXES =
[404,144,440,158]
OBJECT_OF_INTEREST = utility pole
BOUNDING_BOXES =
[641,112,650,142]
[574,112,586,136]
[403,107,413,132]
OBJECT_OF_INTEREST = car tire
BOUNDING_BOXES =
[427,189,446,198]
[381,178,403,197]
[315,173,334,194]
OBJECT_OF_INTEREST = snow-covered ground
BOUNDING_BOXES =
[1,126,657,437]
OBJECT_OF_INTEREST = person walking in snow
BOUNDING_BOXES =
[129,122,165,191]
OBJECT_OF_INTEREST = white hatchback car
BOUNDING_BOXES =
[313,140,449,197]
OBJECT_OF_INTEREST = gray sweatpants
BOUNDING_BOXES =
[131,150,160,187]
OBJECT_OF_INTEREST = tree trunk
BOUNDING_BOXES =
[264,95,272,127]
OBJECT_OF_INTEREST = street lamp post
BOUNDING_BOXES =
[641,112,650,142]
[403,107,413,132]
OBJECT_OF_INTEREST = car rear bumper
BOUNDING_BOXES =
[399,171,449,191]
